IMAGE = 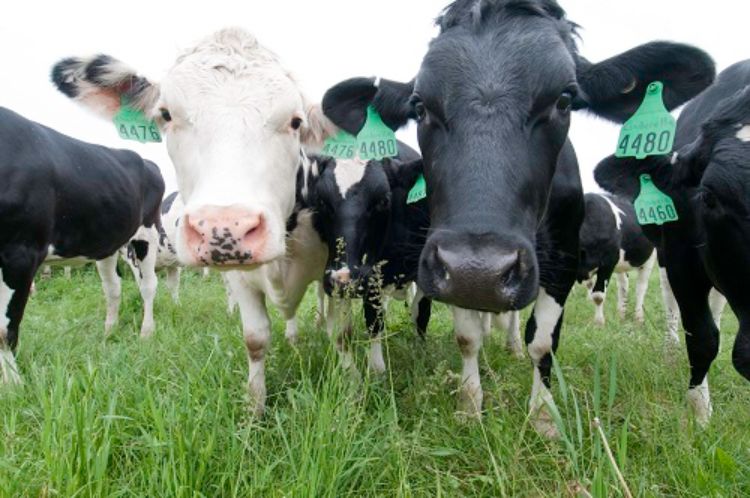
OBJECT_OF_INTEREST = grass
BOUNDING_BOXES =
[1,267,748,497]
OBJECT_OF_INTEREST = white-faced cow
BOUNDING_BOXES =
[0,107,164,384]
[577,193,657,327]
[595,60,750,425]
[321,0,714,435]
[52,28,338,415]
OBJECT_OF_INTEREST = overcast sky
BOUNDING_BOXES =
[2,1,748,192]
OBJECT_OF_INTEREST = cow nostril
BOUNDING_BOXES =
[185,215,204,249]
[242,214,264,244]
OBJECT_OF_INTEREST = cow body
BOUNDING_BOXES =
[0,107,164,383]
[52,29,339,414]
[578,193,656,326]
[595,60,750,425]
[322,0,714,435]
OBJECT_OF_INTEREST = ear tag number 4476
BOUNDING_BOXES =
[616,81,675,159]
[634,174,678,225]
[113,97,162,143]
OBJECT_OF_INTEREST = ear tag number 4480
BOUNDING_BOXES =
[113,97,162,143]
[323,105,398,161]
[616,81,675,159]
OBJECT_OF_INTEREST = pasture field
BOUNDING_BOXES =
[1,268,748,497]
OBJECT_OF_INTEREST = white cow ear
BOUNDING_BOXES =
[51,54,159,120]
[301,101,339,149]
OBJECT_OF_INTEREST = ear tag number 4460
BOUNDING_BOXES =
[634,174,678,225]
[113,97,162,143]
[615,81,675,159]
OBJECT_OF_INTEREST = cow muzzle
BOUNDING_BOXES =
[418,232,538,313]
[183,205,270,266]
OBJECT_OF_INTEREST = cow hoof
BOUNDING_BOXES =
[457,387,483,418]
[594,317,605,327]
[0,350,22,386]
[531,408,560,439]
[687,385,712,428]
[507,344,525,360]
[140,328,154,339]
[635,313,645,325]
[368,359,386,375]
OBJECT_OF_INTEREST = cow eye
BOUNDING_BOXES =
[414,101,427,122]
[291,117,303,131]
[556,92,573,113]
[159,108,172,122]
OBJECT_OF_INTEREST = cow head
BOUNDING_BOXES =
[52,28,335,268]
[309,152,423,296]
[322,0,714,312]
[596,84,750,306]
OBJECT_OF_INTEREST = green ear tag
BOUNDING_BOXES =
[112,97,161,143]
[322,130,357,159]
[634,174,678,226]
[615,81,675,159]
[406,174,427,204]
[356,106,398,160]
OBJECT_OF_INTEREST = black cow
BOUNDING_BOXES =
[0,108,164,384]
[577,193,656,327]
[595,60,750,425]
[306,143,431,373]
[321,0,714,435]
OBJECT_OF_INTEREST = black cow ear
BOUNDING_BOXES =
[593,154,673,201]
[672,136,710,187]
[385,159,423,189]
[322,77,415,135]
[575,42,715,123]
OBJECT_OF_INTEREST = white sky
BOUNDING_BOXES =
[2,1,748,193]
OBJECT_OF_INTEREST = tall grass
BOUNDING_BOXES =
[0,268,748,496]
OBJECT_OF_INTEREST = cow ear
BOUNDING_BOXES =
[51,54,159,120]
[385,158,423,190]
[322,77,415,134]
[574,42,715,123]
[594,154,674,202]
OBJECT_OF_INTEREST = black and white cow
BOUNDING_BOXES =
[53,28,341,416]
[595,60,750,425]
[0,107,164,384]
[577,193,656,326]
[307,144,431,373]
[321,0,714,435]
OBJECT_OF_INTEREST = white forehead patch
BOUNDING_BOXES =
[334,159,367,198]
[598,194,625,230]
[736,124,750,142]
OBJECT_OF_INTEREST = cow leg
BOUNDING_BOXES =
[591,262,615,327]
[526,288,564,438]
[615,272,629,320]
[658,267,681,345]
[165,266,181,303]
[315,281,326,328]
[284,317,299,344]
[135,242,158,338]
[410,287,431,339]
[0,259,38,385]
[326,297,357,376]
[364,292,386,374]
[225,273,271,417]
[452,307,487,416]
[733,315,750,382]
[668,265,718,426]
[494,311,523,359]
[222,273,238,314]
[96,254,121,334]
[202,267,210,279]
[634,251,656,324]
[708,288,727,332]
[64,266,71,279]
